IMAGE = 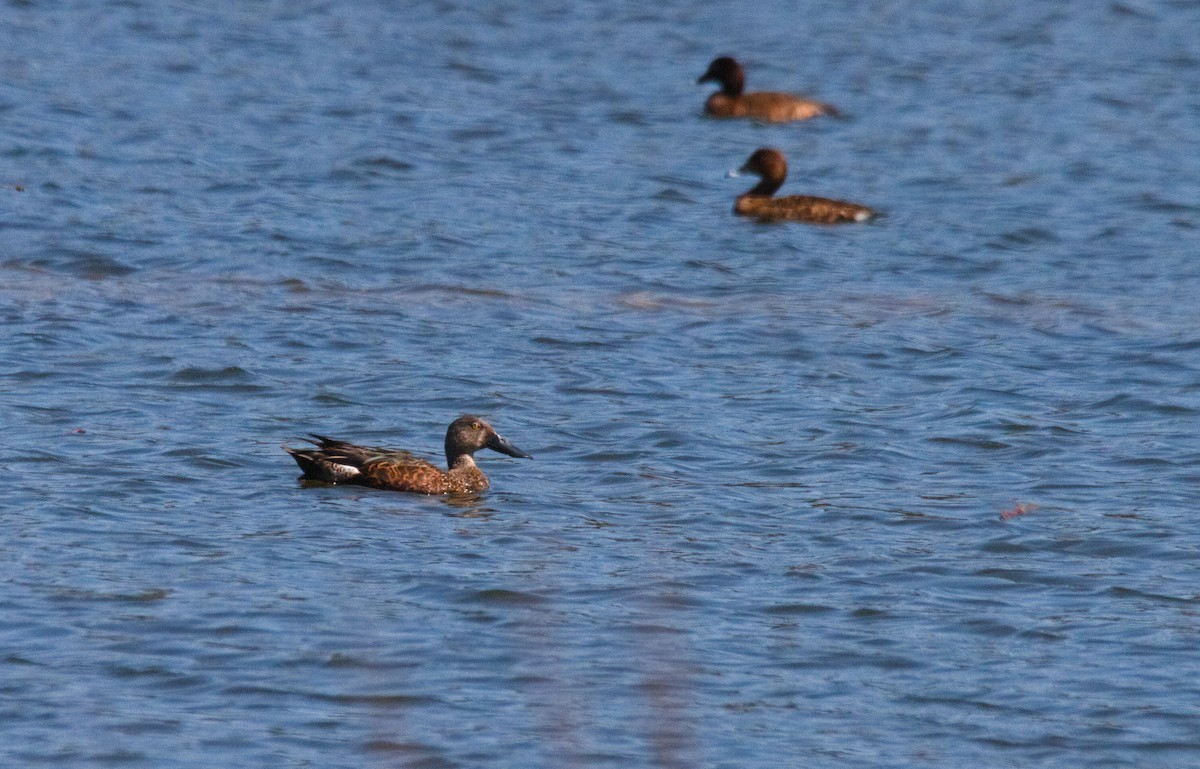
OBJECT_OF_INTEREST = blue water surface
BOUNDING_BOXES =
[3,1,1200,767]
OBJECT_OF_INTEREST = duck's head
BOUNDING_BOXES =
[735,147,788,196]
[445,415,532,467]
[697,56,745,96]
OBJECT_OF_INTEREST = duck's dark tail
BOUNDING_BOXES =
[282,444,325,479]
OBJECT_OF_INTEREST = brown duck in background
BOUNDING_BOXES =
[698,56,837,123]
[732,147,876,224]
[283,415,531,494]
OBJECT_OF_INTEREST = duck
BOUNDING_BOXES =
[283,415,531,494]
[697,56,837,123]
[731,147,876,224]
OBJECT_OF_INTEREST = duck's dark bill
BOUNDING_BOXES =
[487,433,532,459]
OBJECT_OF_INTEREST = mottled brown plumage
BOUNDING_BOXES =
[698,57,837,123]
[283,415,531,494]
[733,147,876,224]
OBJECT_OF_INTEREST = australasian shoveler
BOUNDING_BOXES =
[731,147,876,224]
[283,415,531,494]
[698,56,838,123]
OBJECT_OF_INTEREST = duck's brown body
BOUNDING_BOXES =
[287,437,493,493]
[698,57,836,123]
[735,193,874,224]
[733,147,876,224]
[705,91,834,123]
[283,416,531,495]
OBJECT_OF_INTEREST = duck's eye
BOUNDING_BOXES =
[471,422,481,430]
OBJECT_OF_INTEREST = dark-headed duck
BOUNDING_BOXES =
[283,415,531,494]
[732,147,876,224]
[697,56,837,123]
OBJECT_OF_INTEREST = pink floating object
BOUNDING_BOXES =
[1000,502,1037,520]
